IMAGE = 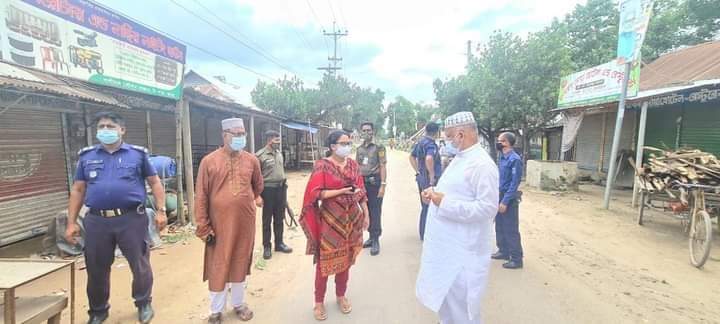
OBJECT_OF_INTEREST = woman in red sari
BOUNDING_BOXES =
[299,130,369,321]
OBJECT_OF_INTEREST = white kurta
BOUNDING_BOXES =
[416,143,499,322]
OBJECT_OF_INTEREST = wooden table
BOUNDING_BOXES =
[0,259,75,324]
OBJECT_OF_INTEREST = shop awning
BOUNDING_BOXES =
[282,122,318,134]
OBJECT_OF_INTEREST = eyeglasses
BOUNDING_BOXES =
[335,142,353,147]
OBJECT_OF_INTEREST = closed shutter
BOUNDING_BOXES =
[0,109,68,246]
[645,106,681,151]
[150,111,176,157]
[601,111,636,172]
[681,105,720,156]
[575,113,604,171]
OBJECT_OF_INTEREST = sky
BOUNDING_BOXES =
[96,0,587,106]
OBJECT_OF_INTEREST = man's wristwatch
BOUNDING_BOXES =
[381,182,387,185]
[158,207,167,213]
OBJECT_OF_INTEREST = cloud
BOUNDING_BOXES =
[97,0,586,104]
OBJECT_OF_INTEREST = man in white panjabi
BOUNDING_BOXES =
[416,111,499,324]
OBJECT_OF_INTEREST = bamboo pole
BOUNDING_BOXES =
[182,100,196,225]
[631,102,648,207]
[174,99,185,225]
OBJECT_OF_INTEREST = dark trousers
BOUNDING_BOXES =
[261,185,286,248]
[84,210,153,316]
[416,176,431,240]
[495,200,523,260]
[364,179,383,240]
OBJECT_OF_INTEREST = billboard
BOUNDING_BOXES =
[557,60,640,109]
[0,0,186,99]
[617,0,653,64]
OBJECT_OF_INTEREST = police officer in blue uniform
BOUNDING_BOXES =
[409,122,442,240]
[65,112,167,324]
[492,132,524,269]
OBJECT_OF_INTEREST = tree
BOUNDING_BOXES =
[387,96,419,138]
[565,0,619,70]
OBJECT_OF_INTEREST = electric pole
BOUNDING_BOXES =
[466,40,472,69]
[318,21,348,76]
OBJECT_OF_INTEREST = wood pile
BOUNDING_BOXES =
[634,147,720,202]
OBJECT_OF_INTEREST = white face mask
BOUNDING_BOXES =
[335,144,352,157]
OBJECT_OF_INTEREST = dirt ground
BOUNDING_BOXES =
[3,149,719,324]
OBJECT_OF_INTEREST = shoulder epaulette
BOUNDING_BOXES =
[130,145,149,154]
[78,145,96,156]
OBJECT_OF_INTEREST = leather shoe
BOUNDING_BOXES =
[370,240,380,256]
[275,243,293,253]
[502,260,523,269]
[363,238,373,248]
[208,313,222,324]
[263,246,272,260]
[138,304,154,324]
[491,252,510,260]
[87,312,108,324]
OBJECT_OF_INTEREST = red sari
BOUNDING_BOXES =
[300,158,367,276]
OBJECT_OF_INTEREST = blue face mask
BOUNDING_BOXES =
[96,129,120,145]
[230,136,246,151]
[445,140,459,156]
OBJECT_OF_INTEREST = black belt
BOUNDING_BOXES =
[90,205,144,218]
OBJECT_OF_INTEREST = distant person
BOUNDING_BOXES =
[356,122,387,256]
[492,132,524,269]
[299,130,369,321]
[194,118,264,323]
[416,111,499,324]
[256,130,292,260]
[409,122,442,240]
[66,112,166,324]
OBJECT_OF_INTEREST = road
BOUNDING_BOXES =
[7,149,719,323]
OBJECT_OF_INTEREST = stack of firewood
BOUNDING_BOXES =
[634,147,720,198]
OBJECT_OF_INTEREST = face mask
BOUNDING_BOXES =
[271,143,280,151]
[335,144,352,158]
[495,142,505,151]
[230,136,246,151]
[96,129,120,145]
[445,140,460,156]
[362,133,373,141]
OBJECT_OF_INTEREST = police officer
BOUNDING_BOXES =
[65,112,167,324]
[409,122,442,240]
[256,130,293,260]
[356,122,387,256]
[492,132,524,269]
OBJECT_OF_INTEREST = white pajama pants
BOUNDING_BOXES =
[209,282,246,314]
[438,273,482,324]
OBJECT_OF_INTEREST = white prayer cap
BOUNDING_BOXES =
[444,111,476,128]
[221,118,244,130]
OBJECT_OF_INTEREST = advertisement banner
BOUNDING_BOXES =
[0,0,186,99]
[617,0,653,64]
[557,60,640,109]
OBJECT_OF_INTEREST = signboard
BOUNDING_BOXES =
[0,0,186,99]
[617,0,653,64]
[557,60,640,109]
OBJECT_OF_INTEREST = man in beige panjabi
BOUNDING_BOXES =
[195,118,264,323]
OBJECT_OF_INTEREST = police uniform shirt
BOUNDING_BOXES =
[255,146,285,187]
[499,149,523,205]
[75,143,157,210]
[411,136,442,179]
[356,142,386,177]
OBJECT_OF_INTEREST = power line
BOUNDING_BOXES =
[189,0,296,70]
[304,0,331,52]
[281,0,316,53]
[168,0,298,75]
[336,0,349,29]
[327,0,337,24]
[90,0,277,82]
[317,21,348,76]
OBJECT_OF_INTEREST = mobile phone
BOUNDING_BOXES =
[206,234,216,245]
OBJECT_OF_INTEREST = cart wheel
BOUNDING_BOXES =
[637,191,646,226]
[689,210,713,268]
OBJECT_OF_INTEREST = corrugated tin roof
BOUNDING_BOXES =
[184,70,257,108]
[0,62,125,107]
[640,41,720,91]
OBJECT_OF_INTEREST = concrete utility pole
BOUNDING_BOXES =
[467,40,472,68]
[317,21,348,75]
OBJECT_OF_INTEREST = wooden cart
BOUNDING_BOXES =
[638,181,719,268]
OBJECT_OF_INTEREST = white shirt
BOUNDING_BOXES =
[416,142,499,319]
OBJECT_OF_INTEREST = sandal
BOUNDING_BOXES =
[233,304,254,321]
[337,296,352,314]
[313,303,328,321]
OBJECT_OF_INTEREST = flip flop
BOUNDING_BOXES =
[233,304,254,321]
[337,296,352,314]
[314,304,328,321]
